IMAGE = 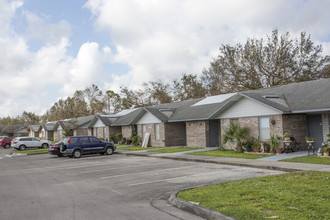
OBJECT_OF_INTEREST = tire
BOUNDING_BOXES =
[105,147,114,155]
[72,149,82,158]
[41,143,49,149]
[4,144,10,149]
[19,145,26,151]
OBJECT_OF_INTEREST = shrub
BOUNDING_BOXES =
[131,135,142,146]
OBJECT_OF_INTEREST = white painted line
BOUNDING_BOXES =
[100,165,196,180]
[5,155,13,158]
[0,157,3,159]
[80,161,174,174]
[111,189,123,195]
[128,170,226,186]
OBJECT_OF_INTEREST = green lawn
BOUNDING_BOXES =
[188,150,271,159]
[178,171,330,220]
[14,148,49,154]
[149,147,202,153]
[280,155,330,165]
[117,146,162,151]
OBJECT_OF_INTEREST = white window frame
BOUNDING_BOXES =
[259,116,270,140]
[155,124,160,141]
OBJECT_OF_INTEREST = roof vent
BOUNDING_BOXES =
[262,95,279,99]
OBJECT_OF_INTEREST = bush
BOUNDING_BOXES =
[131,135,142,146]
[115,133,123,142]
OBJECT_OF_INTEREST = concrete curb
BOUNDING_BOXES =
[168,190,237,220]
[115,151,303,172]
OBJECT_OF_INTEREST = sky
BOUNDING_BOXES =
[1,0,330,117]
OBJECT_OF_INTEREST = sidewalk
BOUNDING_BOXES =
[115,149,330,172]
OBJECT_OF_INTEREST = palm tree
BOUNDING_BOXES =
[222,121,250,153]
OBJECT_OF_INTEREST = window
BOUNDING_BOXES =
[95,128,98,137]
[142,125,146,139]
[103,127,106,139]
[70,138,78,144]
[259,117,270,140]
[80,137,90,144]
[155,124,160,140]
[32,138,39,141]
[90,137,99,143]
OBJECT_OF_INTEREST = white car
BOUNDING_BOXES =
[11,137,51,151]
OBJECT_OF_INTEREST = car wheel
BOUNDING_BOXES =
[72,149,82,158]
[19,145,26,151]
[105,147,114,155]
[41,143,49,149]
[4,144,10,149]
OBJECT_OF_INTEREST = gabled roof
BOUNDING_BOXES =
[242,78,330,113]
[111,108,145,126]
[88,114,116,128]
[42,122,56,131]
[70,115,95,129]
[28,125,42,132]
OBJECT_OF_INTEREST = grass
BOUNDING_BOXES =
[14,148,49,154]
[117,146,162,151]
[188,149,271,159]
[178,171,330,220]
[280,155,330,165]
[149,147,202,153]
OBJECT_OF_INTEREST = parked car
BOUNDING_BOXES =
[11,137,51,151]
[0,137,15,148]
[59,136,116,158]
[0,136,8,141]
[48,141,64,157]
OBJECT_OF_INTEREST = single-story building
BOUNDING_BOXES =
[27,125,42,137]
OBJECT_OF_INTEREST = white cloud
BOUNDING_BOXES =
[0,0,113,117]
[85,0,330,92]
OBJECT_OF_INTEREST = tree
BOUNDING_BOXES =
[21,111,40,124]
[142,81,172,105]
[222,121,250,153]
[202,29,330,95]
[104,90,122,114]
[84,84,106,114]
[172,73,206,101]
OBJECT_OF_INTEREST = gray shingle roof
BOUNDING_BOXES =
[111,108,145,126]
[242,78,330,112]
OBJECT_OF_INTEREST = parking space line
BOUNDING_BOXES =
[128,170,227,186]
[80,161,174,174]
[100,165,196,180]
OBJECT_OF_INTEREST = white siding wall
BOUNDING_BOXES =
[93,119,105,128]
[217,97,281,119]
[322,112,330,142]
[136,112,161,124]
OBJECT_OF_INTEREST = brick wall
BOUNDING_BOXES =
[186,121,209,148]
[221,117,259,150]
[165,122,185,146]
[282,114,307,148]
[122,125,133,138]
[137,124,166,147]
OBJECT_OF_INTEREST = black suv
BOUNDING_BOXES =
[50,136,116,158]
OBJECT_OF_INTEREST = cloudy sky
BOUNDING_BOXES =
[1,0,330,117]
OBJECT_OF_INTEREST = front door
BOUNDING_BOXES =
[209,120,220,147]
[307,114,323,149]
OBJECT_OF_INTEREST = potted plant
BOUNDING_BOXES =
[283,132,291,141]
[243,136,255,152]
[305,137,315,143]
[322,144,330,157]
[269,133,281,154]
[262,141,270,153]
[252,137,261,153]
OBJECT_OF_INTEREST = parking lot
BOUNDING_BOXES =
[0,149,284,220]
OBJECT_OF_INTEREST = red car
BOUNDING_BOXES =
[0,137,15,148]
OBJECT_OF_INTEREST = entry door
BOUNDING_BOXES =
[209,120,220,147]
[307,114,323,149]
